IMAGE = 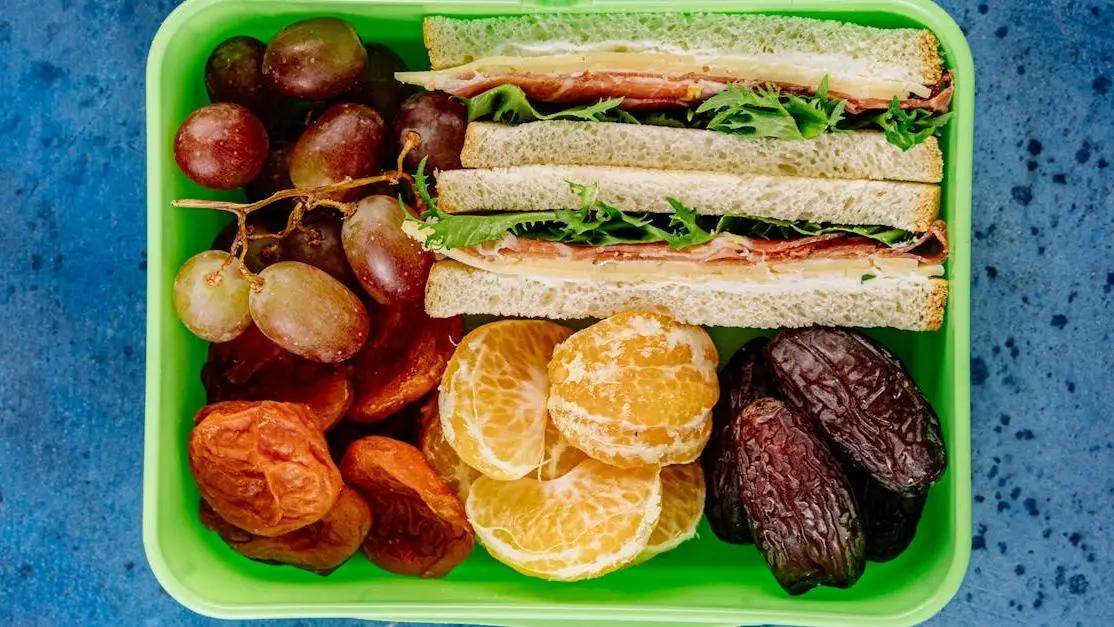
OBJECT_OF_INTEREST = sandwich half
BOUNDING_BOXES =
[398,12,953,330]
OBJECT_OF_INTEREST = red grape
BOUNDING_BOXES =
[174,103,269,190]
[288,103,385,198]
[249,261,369,363]
[205,36,277,122]
[210,219,284,274]
[174,251,253,342]
[263,18,368,100]
[395,91,467,171]
[281,213,357,286]
[341,44,415,126]
[341,196,432,304]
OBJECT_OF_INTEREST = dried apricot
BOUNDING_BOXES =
[548,311,718,467]
[200,485,372,574]
[340,436,473,577]
[190,400,342,537]
[349,301,463,423]
[203,324,354,430]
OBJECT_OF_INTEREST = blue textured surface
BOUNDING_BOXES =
[0,0,1111,625]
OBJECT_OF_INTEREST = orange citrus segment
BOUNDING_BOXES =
[538,418,588,480]
[467,459,661,581]
[417,393,481,503]
[439,320,572,480]
[638,462,706,561]
[548,311,718,467]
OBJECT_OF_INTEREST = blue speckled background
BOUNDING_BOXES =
[0,0,1110,625]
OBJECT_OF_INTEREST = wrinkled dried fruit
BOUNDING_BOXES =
[348,301,463,423]
[738,398,864,595]
[767,327,947,493]
[190,400,342,537]
[845,463,928,562]
[203,325,354,431]
[200,485,372,574]
[703,337,774,545]
[340,436,473,577]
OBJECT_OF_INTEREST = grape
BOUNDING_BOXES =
[341,44,415,126]
[174,251,253,342]
[249,261,370,363]
[281,213,357,285]
[288,103,385,198]
[341,196,432,304]
[205,36,276,122]
[211,219,284,273]
[245,140,294,201]
[395,91,467,171]
[174,103,269,190]
[263,18,368,100]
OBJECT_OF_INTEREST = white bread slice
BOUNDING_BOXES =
[461,122,944,184]
[436,165,939,232]
[425,261,947,331]
[423,14,942,89]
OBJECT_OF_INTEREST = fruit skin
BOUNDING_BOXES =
[342,196,434,304]
[199,485,371,575]
[737,398,864,595]
[766,327,947,494]
[202,324,354,432]
[174,103,269,190]
[349,301,463,423]
[189,400,343,537]
[282,213,358,287]
[395,91,468,171]
[340,436,473,578]
[288,103,386,199]
[844,462,928,562]
[173,251,253,343]
[205,36,276,122]
[248,261,370,363]
[263,18,368,100]
[703,337,774,545]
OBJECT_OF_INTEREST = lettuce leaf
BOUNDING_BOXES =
[413,174,915,252]
[461,78,948,150]
[464,84,625,124]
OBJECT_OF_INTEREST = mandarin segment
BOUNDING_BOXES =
[439,320,573,480]
[466,459,662,581]
[418,393,482,503]
[638,462,706,562]
[548,311,718,468]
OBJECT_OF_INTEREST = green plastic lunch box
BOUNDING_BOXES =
[143,0,973,624]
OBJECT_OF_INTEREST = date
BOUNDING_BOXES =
[766,327,947,493]
[702,337,774,545]
[738,398,864,595]
[845,463,928,562]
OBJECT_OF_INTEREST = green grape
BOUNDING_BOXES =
[174,251,253,342]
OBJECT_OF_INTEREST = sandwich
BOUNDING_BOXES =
[397,13,954,331]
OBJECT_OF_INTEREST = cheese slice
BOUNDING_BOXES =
[396,52,931,101]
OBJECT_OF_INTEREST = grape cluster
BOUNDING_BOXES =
[170,17,469,363]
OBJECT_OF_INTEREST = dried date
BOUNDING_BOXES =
[702,337,775,545]
[340,436,473,577]
[844,463,928,562]
[738,398,864,595]
[190,400,343,537]
[200,485,372,574]
[767,327,947,493]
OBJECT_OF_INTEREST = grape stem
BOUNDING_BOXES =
[175,131,424,290]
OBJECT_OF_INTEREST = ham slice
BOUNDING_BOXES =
[468,221,949,268]
[440,71,953,114]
